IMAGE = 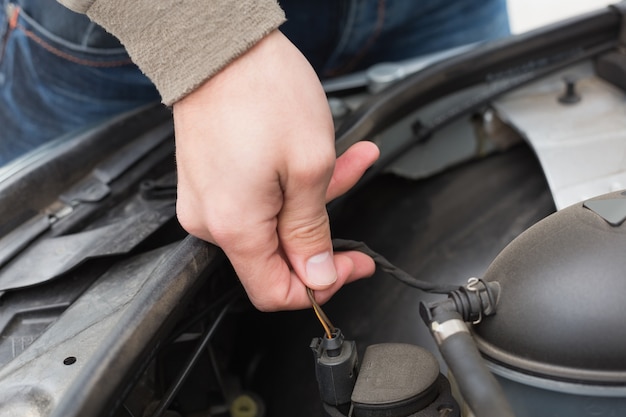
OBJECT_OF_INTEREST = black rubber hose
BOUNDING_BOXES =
[334,6,620,155]
[151,299,235,417]
[428,307,515,417]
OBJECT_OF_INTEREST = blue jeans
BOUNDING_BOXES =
[0,0,159,165]
[0,0,509,165]
[280,0,510,77]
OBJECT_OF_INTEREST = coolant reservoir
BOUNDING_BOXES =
[472,190,626,417]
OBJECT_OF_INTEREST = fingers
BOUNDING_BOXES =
[177,139,380,311]
[278,146,338,291]
[171,30,380,312]
[277,140,379,293]
[311,250,376,305]
[326,141,380,202]
[241,249,376,311]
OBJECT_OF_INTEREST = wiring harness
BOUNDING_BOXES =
[308,239,503,417]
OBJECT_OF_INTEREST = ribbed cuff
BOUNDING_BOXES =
[74,0,285,105]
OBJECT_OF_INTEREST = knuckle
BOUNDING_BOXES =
[289,148,335,185]
[280,213,330,246]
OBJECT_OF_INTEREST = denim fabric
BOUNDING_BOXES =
[0,0,509,165]
[0,0,159,165]
[280,0,510,77]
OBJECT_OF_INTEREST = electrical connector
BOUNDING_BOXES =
[310,329,358,415]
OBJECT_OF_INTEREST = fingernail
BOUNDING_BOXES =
[306,251,337,286]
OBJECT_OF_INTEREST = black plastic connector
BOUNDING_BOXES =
[310,329,358,414]
[446,278,500,324]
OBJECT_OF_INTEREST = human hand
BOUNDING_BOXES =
[173,30,379,311]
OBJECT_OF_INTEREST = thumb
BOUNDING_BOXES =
[278,180,337,290]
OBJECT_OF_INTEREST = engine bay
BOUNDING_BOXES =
[1,3,626,416]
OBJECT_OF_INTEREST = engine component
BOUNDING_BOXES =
[311,329,359,415]
[420,304,514,417]
[472,190,626,416]
[351,343,459,417]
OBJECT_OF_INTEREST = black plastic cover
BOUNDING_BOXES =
[351,343,439,417]
[474,190,626,383]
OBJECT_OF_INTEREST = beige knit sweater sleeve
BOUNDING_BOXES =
[57,0,286,105]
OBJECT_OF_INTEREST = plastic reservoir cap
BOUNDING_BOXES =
[583,197,626,226]
[351,343,439,417]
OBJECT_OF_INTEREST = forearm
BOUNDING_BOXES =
[57,0,286,105]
